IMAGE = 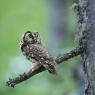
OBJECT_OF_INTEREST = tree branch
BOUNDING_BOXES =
[6,46,84,87]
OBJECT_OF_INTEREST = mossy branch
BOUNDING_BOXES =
[6,46,84,87]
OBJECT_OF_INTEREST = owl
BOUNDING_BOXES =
[20,31,57,74]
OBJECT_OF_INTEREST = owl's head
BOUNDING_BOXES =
[21,31,41,45]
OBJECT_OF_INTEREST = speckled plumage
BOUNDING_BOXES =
[20,31,56,74]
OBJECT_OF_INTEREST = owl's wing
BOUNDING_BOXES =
[29,44,56,74]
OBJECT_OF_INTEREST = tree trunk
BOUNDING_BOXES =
[79,0,95,94]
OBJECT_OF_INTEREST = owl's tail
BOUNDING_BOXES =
[48,64,57,74]
[43,63,57,75]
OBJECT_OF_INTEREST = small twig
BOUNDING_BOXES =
[6,46,84,87]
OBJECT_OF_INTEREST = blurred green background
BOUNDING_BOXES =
[0,0,81,95]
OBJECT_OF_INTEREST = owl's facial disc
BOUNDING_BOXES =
[21,31,41,45]
[23,31,33,44]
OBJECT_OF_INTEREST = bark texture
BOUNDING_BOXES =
[77,0,95,95]
[83,0,95,94]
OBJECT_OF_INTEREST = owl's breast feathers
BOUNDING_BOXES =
[21,43,57,74]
